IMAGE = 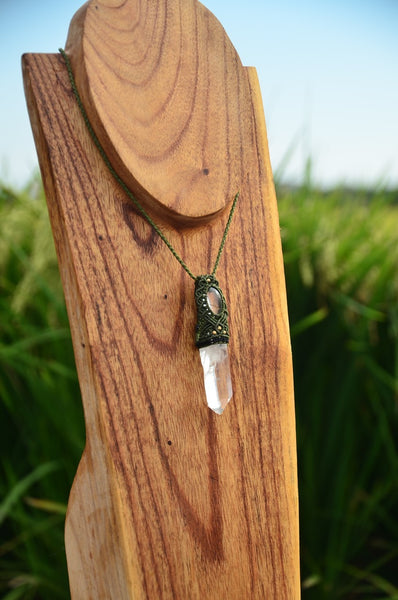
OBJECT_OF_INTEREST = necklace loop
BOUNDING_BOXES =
[59,48,239,282]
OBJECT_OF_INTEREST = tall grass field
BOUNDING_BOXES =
[1,174,397,599]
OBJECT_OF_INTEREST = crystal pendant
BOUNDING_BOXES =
[194,274,232,414]
[199,344,232,414]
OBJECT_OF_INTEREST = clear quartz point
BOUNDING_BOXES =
[199,344,232,415]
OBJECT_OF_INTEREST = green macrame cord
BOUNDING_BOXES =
[194,275,229,348]
[59,48,239,347]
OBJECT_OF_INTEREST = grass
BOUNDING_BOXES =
[0,176,84,599]
[278,178,398,598]
[0,173,397,598]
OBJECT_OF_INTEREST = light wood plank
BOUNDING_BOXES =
[22,1,300,597]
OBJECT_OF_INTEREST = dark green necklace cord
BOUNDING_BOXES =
[59,48,239,282]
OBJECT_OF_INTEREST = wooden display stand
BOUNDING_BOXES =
[23,0,300,597]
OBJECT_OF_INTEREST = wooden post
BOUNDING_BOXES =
[23,0,300,597]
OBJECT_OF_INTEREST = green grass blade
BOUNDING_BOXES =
[0,463,59,526]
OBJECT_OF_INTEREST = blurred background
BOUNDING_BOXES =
[1,0,398,188]
[1,1,397,598]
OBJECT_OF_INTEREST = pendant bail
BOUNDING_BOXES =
[194,275,229,348]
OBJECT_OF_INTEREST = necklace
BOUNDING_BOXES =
[59,48,239,415]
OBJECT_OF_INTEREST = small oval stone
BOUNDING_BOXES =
[207,287,222,315]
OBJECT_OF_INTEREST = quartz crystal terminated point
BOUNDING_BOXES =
[199,344,232,415]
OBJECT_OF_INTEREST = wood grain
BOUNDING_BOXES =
[22,0,300,597]
[65,0,250,223]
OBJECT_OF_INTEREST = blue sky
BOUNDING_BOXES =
[1,0,397,188]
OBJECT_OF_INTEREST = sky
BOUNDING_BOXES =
[1,0,397,189]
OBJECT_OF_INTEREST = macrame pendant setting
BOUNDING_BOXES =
[194,275,232,415]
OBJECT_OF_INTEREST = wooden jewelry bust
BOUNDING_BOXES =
[22,0,300,597]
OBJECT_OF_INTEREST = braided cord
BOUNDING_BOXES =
[211,191,239,276]
[59,48,238,281]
